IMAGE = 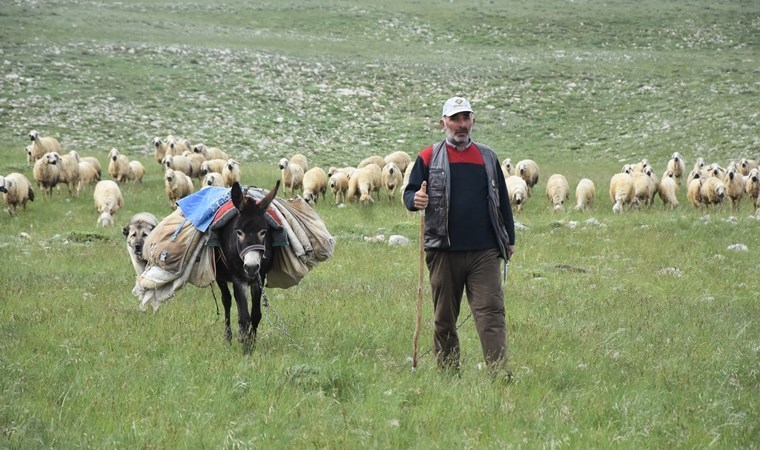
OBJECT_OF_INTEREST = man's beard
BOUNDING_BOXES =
[446,129,471,148]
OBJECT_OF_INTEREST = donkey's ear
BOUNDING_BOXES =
[231,182,244,210]
[258,180,280,211]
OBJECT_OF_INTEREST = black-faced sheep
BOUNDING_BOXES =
[744,168,760,204]
[222,159,241,188]
[152,137,169,164]
[108,148,130,183]
[162,154,194,178]
[202,172,225,188]
[329,171,349,204]
[706,163,726,180]
[723,162,745,210]
[505,175,528,212]
[516,159,540,194]
[666,152,686,184]
[739,158,758,176]
[25,145,34,167]
[123,212,158,276]
[200,159,227,177]
[657,171,680,209]
[33,152,60,198]
[302,167,329,205]
[383,151,412,175]
[278,158,304,195]
[700,177,727,208]
[166,135,192,157]
[381,162,403,202]
[93,180,124,227]
[546,174,570,212]
[182,151,206,179]
[574,178,595,211]
[164,168,194,210]
[0,173,35,216]
[609,172,634,213]
[501,158,513,177]
[28,130,62,161]
[193,143,229,161]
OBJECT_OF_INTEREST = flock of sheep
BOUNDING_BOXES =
[3,131,760,226]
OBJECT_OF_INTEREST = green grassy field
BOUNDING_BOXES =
[1,1,758,448]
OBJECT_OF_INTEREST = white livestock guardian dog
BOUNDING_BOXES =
[123,212,158,276]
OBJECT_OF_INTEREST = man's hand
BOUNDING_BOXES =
[414,181,428,210]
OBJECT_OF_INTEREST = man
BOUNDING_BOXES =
[403,96,516,378]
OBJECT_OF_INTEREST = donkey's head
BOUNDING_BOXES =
[230,180,280,278]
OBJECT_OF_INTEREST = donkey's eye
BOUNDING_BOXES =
[257,230,267,240]
[236,230,244,239]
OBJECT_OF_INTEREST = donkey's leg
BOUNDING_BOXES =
[232,282,253,352]
[250,283,263,338]
[218,281,233,343]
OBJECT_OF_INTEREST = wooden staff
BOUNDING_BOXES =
[412,182,426,371]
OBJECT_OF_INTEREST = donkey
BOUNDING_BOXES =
[215,180,279,352]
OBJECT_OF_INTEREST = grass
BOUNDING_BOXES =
[1,0,759,448]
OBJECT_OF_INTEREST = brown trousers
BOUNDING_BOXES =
[426,248,508,370]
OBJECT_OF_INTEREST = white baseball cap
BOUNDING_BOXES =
[441,96,473,118]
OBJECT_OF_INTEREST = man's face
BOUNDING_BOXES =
[441,112,474,146]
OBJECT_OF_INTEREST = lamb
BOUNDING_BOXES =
[516,159,540,194]
[739,158,758,176]
[329,171,349,204]
[162,154,194,178]
[723,162,745,210]
[127,160,146,183]
[686,177,704,208]
[28,130,62,161]
[0,173,35,216]
[77,160,100,195]
[631,170,656,208]
[505,175,529,212]
[93,180,124,227]
[193,143,229,161]
[202,172,225,188]
[381,162,403,202]
[123,212,158,276]
[108,148,130,183]
[56,151,81,197]
[700,177,727,208]
[302,167,329,205]
[222,159,242,188]
[574,178,596,211]
[33,152,60,198]
[501,158,513,176]
[666,152,686,184]
[546,174,569,212]
[278,158,304,195]
[657,171,680,209]
[383,151,412,174]
[609,172,634,213]
[164,168,194,209]
[200,159,228,177]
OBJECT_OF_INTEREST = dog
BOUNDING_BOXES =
[123,212,158,276]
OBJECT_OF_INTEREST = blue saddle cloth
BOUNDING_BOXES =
[176,187,231,233]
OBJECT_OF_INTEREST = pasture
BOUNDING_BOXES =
[1,0,758,448]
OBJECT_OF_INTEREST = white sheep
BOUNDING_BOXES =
[381,162,403,202]
[546,174,569,212]
[657,171,680,209]
[108,148,130,183]
[278,158,304,195]
[93,180,124,227]
[666,152,686,184]
[193,143,229,161]
[693,157,706,173]
[505,175,528,212]
[383,151,412,174]
[347,165,381,205]
[166,135,193,156]
[290,153,309,173]
[201,172,225,189]
[79,154,102,179]
[222,159,242,188]
[33,152,60,198]
[302,167,329,205]
[739,158,758,176]
[574,178,596,211]
[632,159,650,173]
[25,145,34,167]
[516,159,540,194]
[357,155,385,170]
[631,170,656,208]
[56,151,81,197]
[723,162,745,210]
[77,160,100,195]
[700,177,727,208]
[164,168,194,210]
[128,160,146,183]
[183,151,206,179]
[501,158,513,176]
[686,177,703,208]
[0,173,35,216]
[200,158,228,177]
[744,168,760,205]
[706,163,726,180]
[162,154,194,178]
[329,171,349,204]
[152,137,169,164]
[609,172,634,213]
[28,130,62,161]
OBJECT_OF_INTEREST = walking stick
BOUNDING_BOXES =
[412,183,426,371]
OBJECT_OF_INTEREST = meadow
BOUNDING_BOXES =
[0,0,758,448]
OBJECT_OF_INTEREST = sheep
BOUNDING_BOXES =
[123,212,158,276]
[222,159,242,188]
[666,152,686,184]
[24,145,34,167]
[200,158,228,177]
[384,151,412,174]
[28,130,62,161]
[546,174,569,212]
[0,173,35,216]
[193,143,229,161]
[706,163,726,180]
[501,158,513,176]
[201,172,225,189]
[739,158,758,176]
[56,151,81,197]
[164,168,194,210]
[162,154,194,178]
[79,155,102,179]
[723,162,745,210]
[328,166,357,179]
[93,180,124,227]
[127,160,146,183]
[183,151,206,179]
[505,175,528,212]
[358,155,385,170]
[657,171,680,209]
[166,135,193,156]
[77,160,100,195]
[381,162,403,202]
[609,172,634,213]
[632,159,650,173]
[686,177,703,208]
[351,166,380,205]
[516,159,540,194]
[33,152,60,198]
[290,154,309,173]
[700,177,727,208]
[108,148,130,183]
[686,167,707,186]
[631,170,656,208]
[744,168,760,205]
[302,167,329,205]
[693,157,706,173]
[279,158,304,195]
[329,171,349,204]
[152,137,169,164]
[574,178,596,211]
